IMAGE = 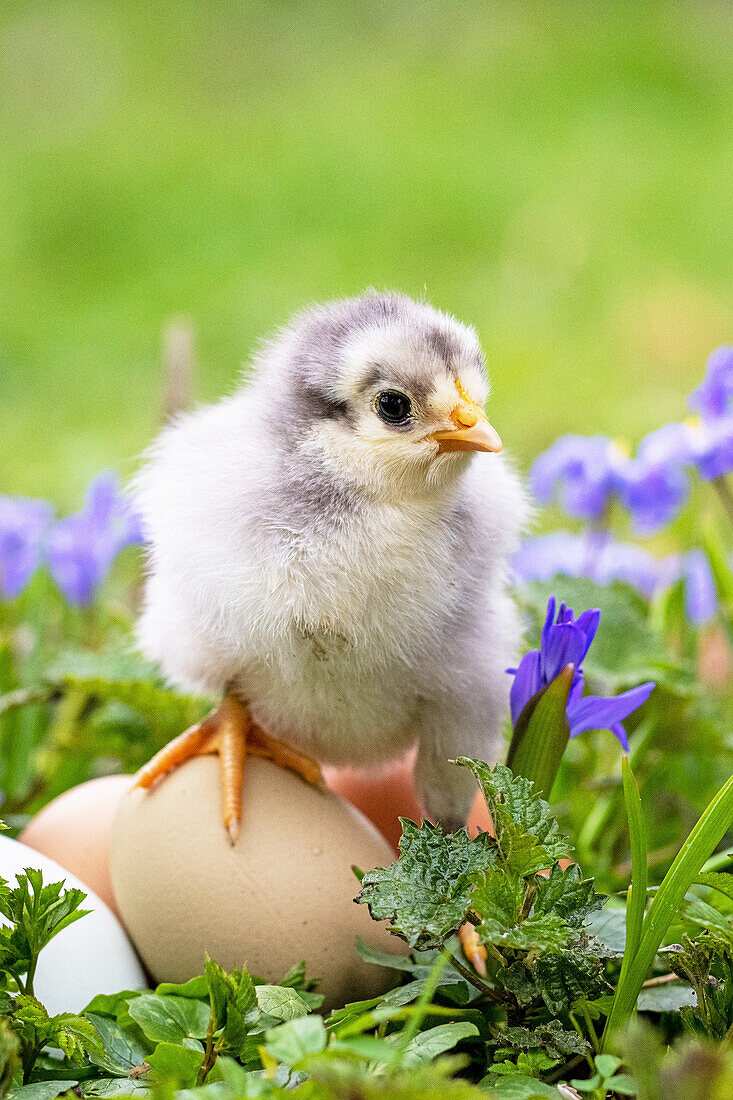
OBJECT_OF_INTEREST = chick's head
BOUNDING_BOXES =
[253,291,503,500]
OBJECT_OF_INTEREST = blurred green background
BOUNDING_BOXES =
[2,0,733,506]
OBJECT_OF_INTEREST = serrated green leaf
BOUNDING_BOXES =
[454,762,569,876]
[357,819,495,949]
[501,1020,588,1060]
[535,949,607,1014]
[481,913,570,953]
[472,869,523,927]
[533,863,605,927]
[50,1012,104,1065]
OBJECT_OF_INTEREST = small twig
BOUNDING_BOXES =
[642,971,679,987]
[448,951,507,1004]
[547,1054,587,1084]
[0,686,52,718]
[162,317,196,422]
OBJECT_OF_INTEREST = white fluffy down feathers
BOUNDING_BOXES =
[134,292,529,828]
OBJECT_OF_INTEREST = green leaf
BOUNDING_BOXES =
[584,907,626,957]
[501,1020,588,1060]
[204,955,257,1053]
[533,863,606,927]
[127,993,209,1047]
[401,1021,478,1065]
[254,985,311,1022]
[50,1012,104,1065]
[263,1016,326,1067]
[534,949,607,1014]
[454,761,569,875]
[636,980,697,1013]
[147,1041,204,1086]
[82,1080,150,1098]
[154,976,208,1000]
[480,1075,564,1098]
[594,1053,621,1078]
[84,1013,149,1076]
[356,819,495,949]
[354,938,421,973]
[6,1086,78,1100]
[480,912,570,953]
[692,871,733,903]
[506,665,573,801]
[472,868,524,926]
[606,1074,638,1096]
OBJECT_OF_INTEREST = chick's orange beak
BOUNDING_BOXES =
[432,390,503,454]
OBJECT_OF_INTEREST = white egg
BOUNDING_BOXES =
[111,756,407,1010]
[0,835,147,1014]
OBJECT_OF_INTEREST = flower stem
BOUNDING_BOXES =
[712,476,733,529]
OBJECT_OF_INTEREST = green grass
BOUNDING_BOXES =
[2,0,733,505]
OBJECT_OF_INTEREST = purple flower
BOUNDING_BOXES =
[637,417,733,484]
[0,496,54,598]
[514,532,677,600]
[508,596,655,751]
[48,472,143,605]
[513,531,593,585]
[689,346,733,419]
[529,435,625,520]
[616,434,690,535]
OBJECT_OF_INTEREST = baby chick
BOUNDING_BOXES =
[133,291,529,841]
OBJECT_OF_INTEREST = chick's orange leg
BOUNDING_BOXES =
[133,712,219,790]
[248,725,323,787]
[133,695,251,844]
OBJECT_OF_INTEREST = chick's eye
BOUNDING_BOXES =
[376,390,411,425]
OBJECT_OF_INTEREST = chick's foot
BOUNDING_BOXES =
[133,695,322,845]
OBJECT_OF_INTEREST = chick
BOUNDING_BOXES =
[133,291,529,841]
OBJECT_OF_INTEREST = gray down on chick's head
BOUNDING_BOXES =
[244,290,504,501]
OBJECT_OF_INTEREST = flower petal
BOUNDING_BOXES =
[509,649,542,726]
[567,682,655,741]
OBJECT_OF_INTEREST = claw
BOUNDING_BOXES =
[458,923,488,977]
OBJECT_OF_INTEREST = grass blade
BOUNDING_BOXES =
[618,757,647,992]
[603,772,733,1046]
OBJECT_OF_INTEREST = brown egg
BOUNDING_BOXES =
[20,775,134,917]
[111,756,407,1010]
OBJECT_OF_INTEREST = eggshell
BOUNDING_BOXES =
[323,755,423,850]
[20,775,134,916]
[111,756,407,1009]
[0,835,147,1014]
